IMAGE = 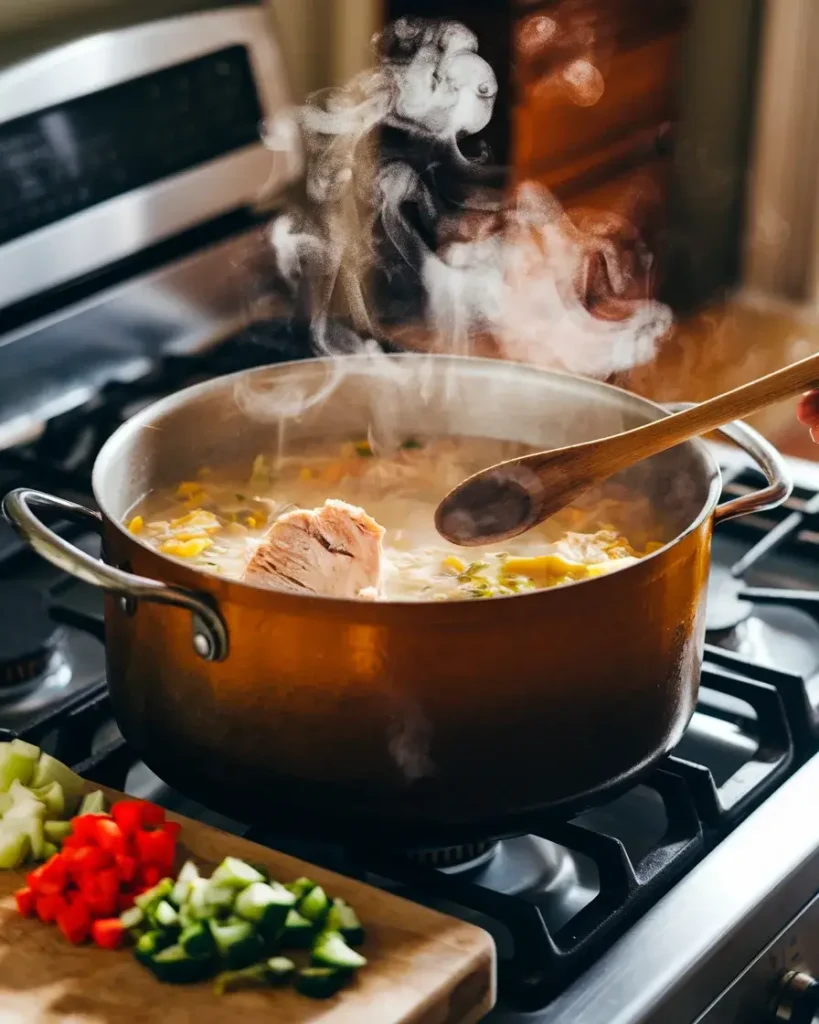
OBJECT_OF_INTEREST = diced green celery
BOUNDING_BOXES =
[41,841,58,859]
[30,782,64,818]
[0,823,30,869]
[43,820,72,844]
[30,754,85,814]
[0,741,40,791]
[77,790,106,815]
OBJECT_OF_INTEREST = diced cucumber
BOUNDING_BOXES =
[77,790,106,815]
[295,966,349,999]
[204,880,235,913]
[120,906,144,931]
[0,740,40,792]
[170,861,199,907]
[186,877,211,921]
[209,917,264,970]
[325,898,365,946]
[30,782,64,818]
[210,857,265,890]
[134,878,174,915]
[43,820,72,844]
[312,930,367,970]
[234,882,295,923]
[213,963,271,995]
[299,884,330,924]
[179,922,216,958]
[281,908,315,949]
[135,929,176,965]
[286,876,317,901]
[267,956,296,983]
[154,900,179,929]
[149,943,216,985]
[30,754,85,814]
[0,823,30,868]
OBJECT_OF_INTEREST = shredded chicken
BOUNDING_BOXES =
[242,499,384,598]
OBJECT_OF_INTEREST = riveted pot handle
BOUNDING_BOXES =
[2,488,228,662]
[664,403,792,523]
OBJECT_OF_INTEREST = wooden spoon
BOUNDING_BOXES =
[435,351,819,547]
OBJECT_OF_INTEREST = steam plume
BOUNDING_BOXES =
[259,14,672,381]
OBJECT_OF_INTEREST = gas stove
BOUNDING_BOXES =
[4,6,819,1023]
[3,322,819,1023]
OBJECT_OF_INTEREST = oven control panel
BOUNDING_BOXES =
[697,891,819,1023]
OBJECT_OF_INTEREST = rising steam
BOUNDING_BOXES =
[257,14,672,384]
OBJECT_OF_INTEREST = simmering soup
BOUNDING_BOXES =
[125,437,662,601]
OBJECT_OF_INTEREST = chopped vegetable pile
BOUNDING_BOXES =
[0,740,103,869]
[16,798,180,946]
[4,750,369,1001]
[126,858,367,998]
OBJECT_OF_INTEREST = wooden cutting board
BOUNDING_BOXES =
[0,790,496,1024]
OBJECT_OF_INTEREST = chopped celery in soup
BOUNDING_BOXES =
[125,437,662,601]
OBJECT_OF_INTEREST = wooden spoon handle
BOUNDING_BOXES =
[606,350,819,465]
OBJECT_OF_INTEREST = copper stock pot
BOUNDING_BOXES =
[2,355,791,845]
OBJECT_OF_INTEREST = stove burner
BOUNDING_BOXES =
[705,564,753,633]
[0,584,62,690]
[405,841,499,873]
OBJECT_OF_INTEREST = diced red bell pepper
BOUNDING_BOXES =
[115,854,137,884]
[14,887,35,917]
[135,828,175,873]
[162,821,182,841]
[97,867,120,900]
[66,845,112,876]
[111,799,165,833]
[84,892,118,919]
[60,834,85,852]
[117,891,136,912]
[91,917,126,950]
[137,864,162,890]
[92,818,126,856]
[35,893,68,924]
[56,899,91,944]
[32,854,68,896]
[69,814,110,844]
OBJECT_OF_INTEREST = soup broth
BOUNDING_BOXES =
[125,436,662,601]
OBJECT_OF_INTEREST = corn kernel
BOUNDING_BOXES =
[159,538,213,559]
[323,464,345,483]
[299,468,313,481]
[442,555,466,574]
[244,515,259,529]
[501,554,589,585]
[175,481,203,498]
[127,516,144,535]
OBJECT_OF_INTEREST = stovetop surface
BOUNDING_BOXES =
[3,321,819,1022]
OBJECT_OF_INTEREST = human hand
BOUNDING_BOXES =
[797,392,819,441]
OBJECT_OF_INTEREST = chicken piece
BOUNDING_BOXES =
[242,499,385,599]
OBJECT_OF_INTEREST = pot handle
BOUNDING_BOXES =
[1,488,229,662]
[664,403,792,523]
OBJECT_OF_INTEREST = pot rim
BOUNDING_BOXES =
[94,353,722,608]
